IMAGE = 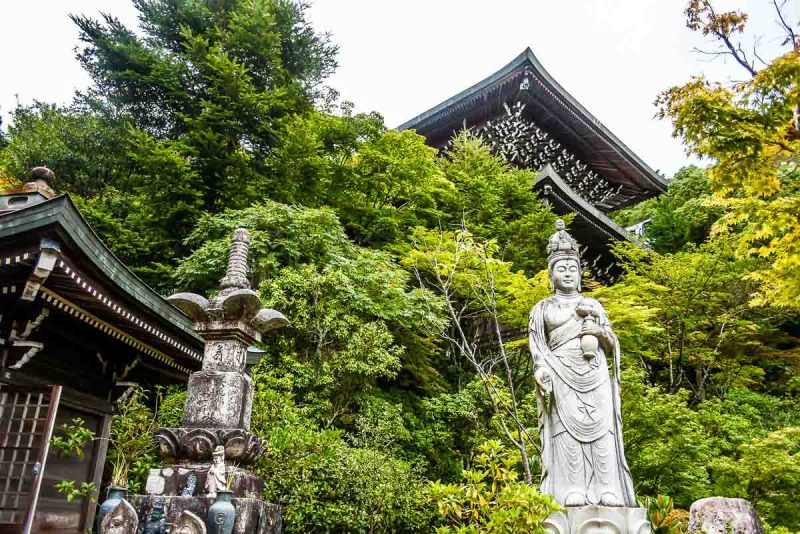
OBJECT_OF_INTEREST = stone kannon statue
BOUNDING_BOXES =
[205,445,227,499]
[529,220,636,507]
[99,499,138,534]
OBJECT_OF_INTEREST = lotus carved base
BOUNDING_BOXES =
[156,427,263,463]
[544,506,652,534]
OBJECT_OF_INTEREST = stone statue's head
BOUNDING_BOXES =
[212,445,225,464]
[547,221,581,292]
[106,516,126,534]
[550,257,581,293]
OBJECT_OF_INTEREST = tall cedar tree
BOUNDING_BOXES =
[33,0,338,287]
[72,0,335,211]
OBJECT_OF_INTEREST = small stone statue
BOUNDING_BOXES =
[174,510,208,534]
[205,445,227,498]
[100,499,138,534]
[529,221,636,507]
[142,501,166,534]
[181,473,197,497]
[546,218,579,261]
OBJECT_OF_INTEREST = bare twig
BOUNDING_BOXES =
[410,222,538,483]
[772,0,798,50]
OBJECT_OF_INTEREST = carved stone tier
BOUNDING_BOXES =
[182,370,253,429]
[544,506,651,534]
[130,495,281,534]
[146,465,263,499]
[156,427,263,463]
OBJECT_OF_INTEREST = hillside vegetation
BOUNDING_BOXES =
[1,1,798,531]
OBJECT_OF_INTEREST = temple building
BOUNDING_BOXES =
[400,48,666,281]
[0,169,203,532]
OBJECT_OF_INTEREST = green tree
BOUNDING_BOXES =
[249,362,431,533]
[657,1,800,309]
[69,0,334,213]
[429,440,562,533]
[0,102,134,196]
[0,0,339,287]
[437,134,561,275]
[595,240,793,401]
[174,200,448,426]
[612,166,721,253]
[711,428,800,529]
[620,370,713,507]
[401,224,557,485]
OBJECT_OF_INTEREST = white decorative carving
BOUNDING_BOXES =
[175,510,207,534]
[8,309,49,369]
[544,506,651,534]
[22,243,59,301]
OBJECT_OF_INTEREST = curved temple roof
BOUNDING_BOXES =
[399,48,666,209]
[0,195,204,374]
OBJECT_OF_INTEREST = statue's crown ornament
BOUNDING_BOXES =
[547,219,581,268]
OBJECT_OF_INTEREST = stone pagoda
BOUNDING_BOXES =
[133,228,287,533]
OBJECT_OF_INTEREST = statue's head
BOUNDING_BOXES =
[550,258,581,293]
[546,221,581,292]
[106,515,129,534]
[212,445,225,465]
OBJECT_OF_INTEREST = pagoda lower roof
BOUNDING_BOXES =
[534,165,640,282]
[399,48,666,209]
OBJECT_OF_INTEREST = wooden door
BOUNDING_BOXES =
[0,384,61,534]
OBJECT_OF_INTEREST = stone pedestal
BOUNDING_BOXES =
[145,465,264,498]
[130,495,281,534]
[688,497,764,534]
[544,506,651,534]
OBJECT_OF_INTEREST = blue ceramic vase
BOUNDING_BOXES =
[207,490,235,534]
[95,486,127,531]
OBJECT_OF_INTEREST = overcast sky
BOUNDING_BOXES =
[1,0,796,178]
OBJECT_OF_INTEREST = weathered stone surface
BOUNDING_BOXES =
[99,498,138,534]
[155,427,263,463]
[174,510,206,534]
[182,371,253,429]
[544,506,651,534]
[130,495,281,534]
[202,339,248,372]
[689,497,765,534]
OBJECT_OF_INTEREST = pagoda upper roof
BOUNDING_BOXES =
[399,48,666,208]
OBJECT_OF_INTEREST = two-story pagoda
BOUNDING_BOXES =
[400,48,666,281]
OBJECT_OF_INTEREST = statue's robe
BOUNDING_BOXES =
[529,296,636,506]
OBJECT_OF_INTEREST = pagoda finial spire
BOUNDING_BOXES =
[220,228,250,291]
